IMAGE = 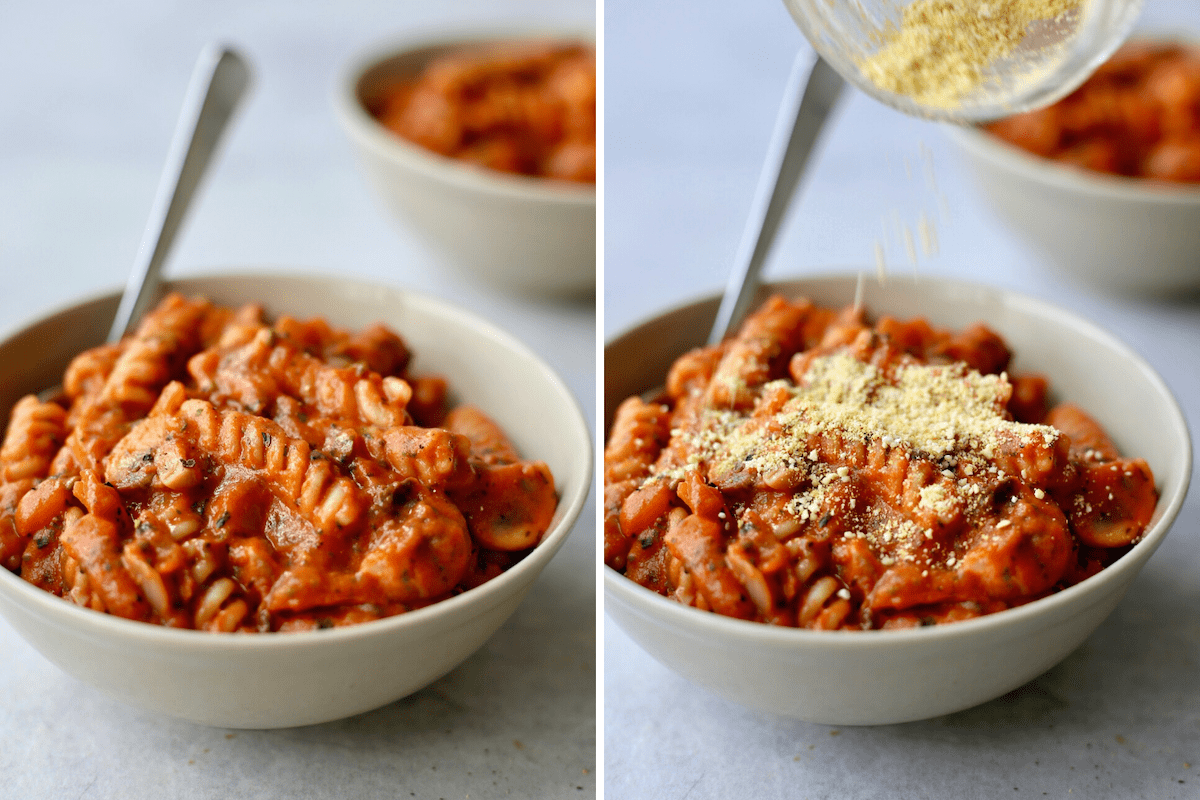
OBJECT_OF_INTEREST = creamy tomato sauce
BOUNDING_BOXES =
[604,296,1157,629]
[0,293,557,632]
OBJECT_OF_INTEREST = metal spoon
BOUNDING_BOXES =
[707,52,844,345]
[107,44,251,343]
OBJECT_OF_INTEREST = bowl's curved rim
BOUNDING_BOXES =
[333,26,596,206]
[0,269,593,652]
[603,272,1192,648]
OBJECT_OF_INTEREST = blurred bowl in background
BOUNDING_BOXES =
[949,122,1200,294]
[946,35,1200,294]
[335,31,596,297]
[0,272,593,728]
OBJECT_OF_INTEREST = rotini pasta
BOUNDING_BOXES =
[0,293,558,632]
[605,295,1158,629]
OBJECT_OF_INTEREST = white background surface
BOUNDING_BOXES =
[0,1,596,798]
[604,0,1200,798]
[4,0,1200,796]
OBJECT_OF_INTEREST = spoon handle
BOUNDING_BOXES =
[707,52,843,346]
[107,44,252,344]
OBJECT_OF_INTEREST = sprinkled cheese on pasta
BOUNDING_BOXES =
[715,352,1059,476]
[604,295,1158,630]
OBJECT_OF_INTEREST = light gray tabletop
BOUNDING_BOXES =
[604,1,1200,798]
[0,2,595,798]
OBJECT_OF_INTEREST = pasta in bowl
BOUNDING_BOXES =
[0,272,591,727]
[604,274,1189,724]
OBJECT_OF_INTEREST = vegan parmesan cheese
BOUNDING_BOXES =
[858,0,1085,109]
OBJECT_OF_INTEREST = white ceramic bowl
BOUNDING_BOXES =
[604,274,1190,725]
[0,272,592,728]
[947,120,1200,295]
[335,32,596,297]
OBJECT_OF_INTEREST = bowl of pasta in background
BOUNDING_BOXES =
[603,274,1190,725]
[946,36,1200,294]
[335,30,596,297]
[0,271,591,728]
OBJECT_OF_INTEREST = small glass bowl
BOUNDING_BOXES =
[781,0,1144,122]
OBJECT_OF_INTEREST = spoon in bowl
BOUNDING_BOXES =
[707,52,844,345]
[106,44,251,344]
[629,51,842,409]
